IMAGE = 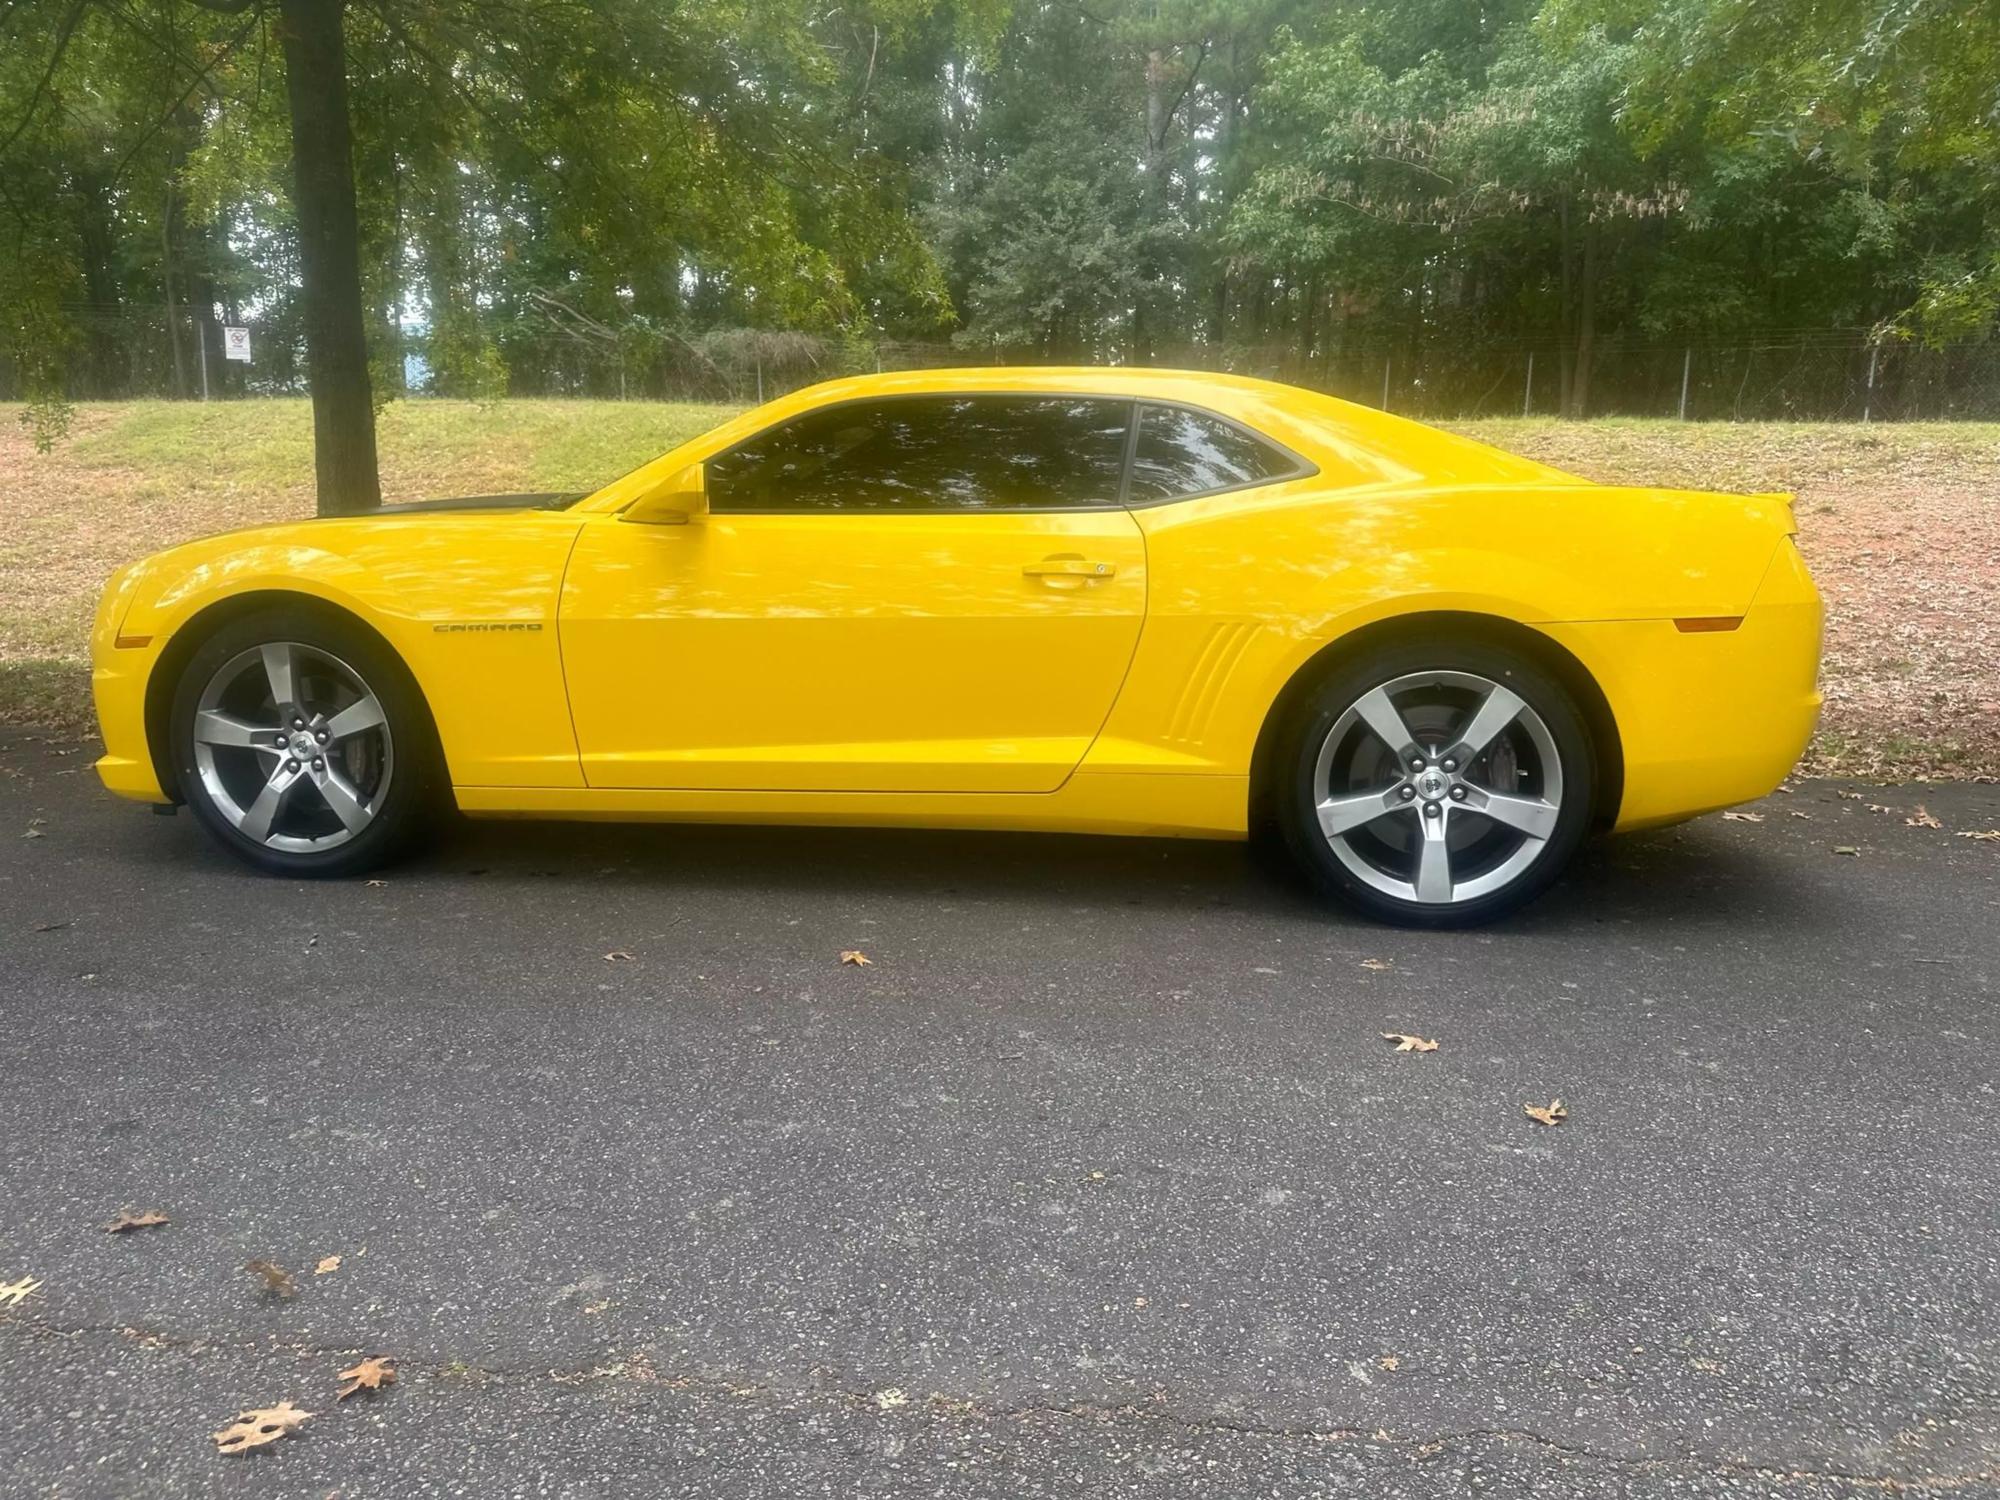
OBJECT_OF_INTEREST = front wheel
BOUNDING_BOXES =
[1277,639,1597,927]
[168,608,441,877]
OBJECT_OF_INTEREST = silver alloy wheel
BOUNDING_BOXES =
[1311,670,1563,906]
[191,641,394,853]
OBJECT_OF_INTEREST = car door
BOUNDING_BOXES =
[557,393,1147,793]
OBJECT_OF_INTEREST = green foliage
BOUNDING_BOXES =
[1,0,1996,423]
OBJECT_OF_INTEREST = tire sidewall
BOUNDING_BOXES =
[1279,637,1596,928]
[168,607,439,878]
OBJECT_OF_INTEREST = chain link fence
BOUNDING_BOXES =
[12,313,2000,421]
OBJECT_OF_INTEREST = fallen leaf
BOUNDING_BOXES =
[1524,1099,1569,1127]
[839,950,873,966]
[0,1275,42,1307]
[245,1259,298,1300]
[1359,958,1393,971]
[32,920,71,932]
[104,1209,169,1234]
[582,1298,613,1315]
[21,829,43,840]
[1836,790,1863,800]
[336,1356,396,1400]
[1957,830,2000,843]
[873,1388,908,1410]
[213,1401,312,1454]
[603,950,635,963]
[365,879,388,888]
[1378,1355,1400,1371]
[314,1256,341,1276]
[1721,811,1765,823]
[1905,806,1942,829]
[1789,811,1813,820]
[1866,803,1895,814]
[1832,845,1861,857]
[1381,1032,1439,1053]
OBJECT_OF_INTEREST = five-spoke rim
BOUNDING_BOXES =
[1311,670,1562,906]
[191,642,394,853]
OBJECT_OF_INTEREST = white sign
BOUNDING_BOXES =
[223,326,252,362]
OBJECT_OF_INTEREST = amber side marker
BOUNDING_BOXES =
[113,634,153,649]
[1673,617,1743,634]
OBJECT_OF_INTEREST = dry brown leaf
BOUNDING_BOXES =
[1866,803,1895,814]
[1836,790,1863,800]
[245,1259,298,1300]
[1381,1032,1439,1053]
[1957,830,2000,843]
[336,1356,397,1400]
[1789,810,1813,819]
[1832,845,1861,857]
[1524,1099,1569,1127]
[839,950,873,966]
[1721,811,1765,823]
[1378,1355,1400,1371]
[104,1209,168,1234]
[213,1401,312,1454]
[603,950,635,963]
[364,879,388,888]
[0,1275,42,1307]
[314,1256,341,1277]
[1359,958,1394,971]
[1905,806,1943,829]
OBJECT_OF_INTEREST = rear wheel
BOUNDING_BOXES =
[168,608,441,877]
[1277,638,1596,927]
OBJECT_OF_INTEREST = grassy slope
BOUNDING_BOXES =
[3,400,1996,777]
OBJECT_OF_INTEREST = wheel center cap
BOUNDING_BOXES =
[1415,768,1449,801]
[290,731,317,760]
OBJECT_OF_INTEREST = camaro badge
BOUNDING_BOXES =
[433,622,543,633]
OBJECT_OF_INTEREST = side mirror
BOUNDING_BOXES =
[620,462,708,526]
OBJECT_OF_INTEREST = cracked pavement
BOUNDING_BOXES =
[2,724,1998,1497]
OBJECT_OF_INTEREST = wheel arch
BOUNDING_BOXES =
[1247,610,1624,834]
[143,590,442,803]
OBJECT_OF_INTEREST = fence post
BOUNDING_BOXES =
[1381,356,1391,411]
[756,357,764,404]
[198,319,210,403]
[1523,352,1533,417]
[1678,348,1691,421]
[1862,343,1878,424]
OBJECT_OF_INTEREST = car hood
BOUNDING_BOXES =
[371,492,585,515]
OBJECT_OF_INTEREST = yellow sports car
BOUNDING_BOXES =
[91,369,1822,925]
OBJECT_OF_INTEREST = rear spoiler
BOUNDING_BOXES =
[1747,491,1798,535]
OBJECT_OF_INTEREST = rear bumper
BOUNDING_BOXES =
[1542,538,1823,831]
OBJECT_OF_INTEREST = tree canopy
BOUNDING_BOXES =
[4,0,1996,464]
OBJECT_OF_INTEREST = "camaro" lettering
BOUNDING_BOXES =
[433,622,544,633]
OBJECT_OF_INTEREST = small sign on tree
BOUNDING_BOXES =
[223,327,252,362]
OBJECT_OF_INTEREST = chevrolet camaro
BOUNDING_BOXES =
[91,369,1822,925]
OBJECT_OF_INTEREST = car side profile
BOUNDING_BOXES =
[91,369,1822,925]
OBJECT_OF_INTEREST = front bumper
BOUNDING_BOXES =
[90,563,171,804]
[1542,537,1823,831]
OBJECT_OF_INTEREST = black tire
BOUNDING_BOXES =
[167,605,444,878]
[1275,635,1596,928]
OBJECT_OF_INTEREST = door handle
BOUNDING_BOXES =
[1023,557,1116,580]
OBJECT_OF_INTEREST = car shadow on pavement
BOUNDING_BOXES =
[328,811,1821,935]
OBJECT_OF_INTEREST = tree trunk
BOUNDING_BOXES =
[279,0,381,515]
[1556,196,1574,417]
[1570,215,1598,418]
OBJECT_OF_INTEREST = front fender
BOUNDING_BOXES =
[97,514,587,795]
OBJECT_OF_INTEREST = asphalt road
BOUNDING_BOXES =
[2,724,1998,1498]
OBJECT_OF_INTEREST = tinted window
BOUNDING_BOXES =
[707,396,1131,512]
[1126,405,1297,502]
